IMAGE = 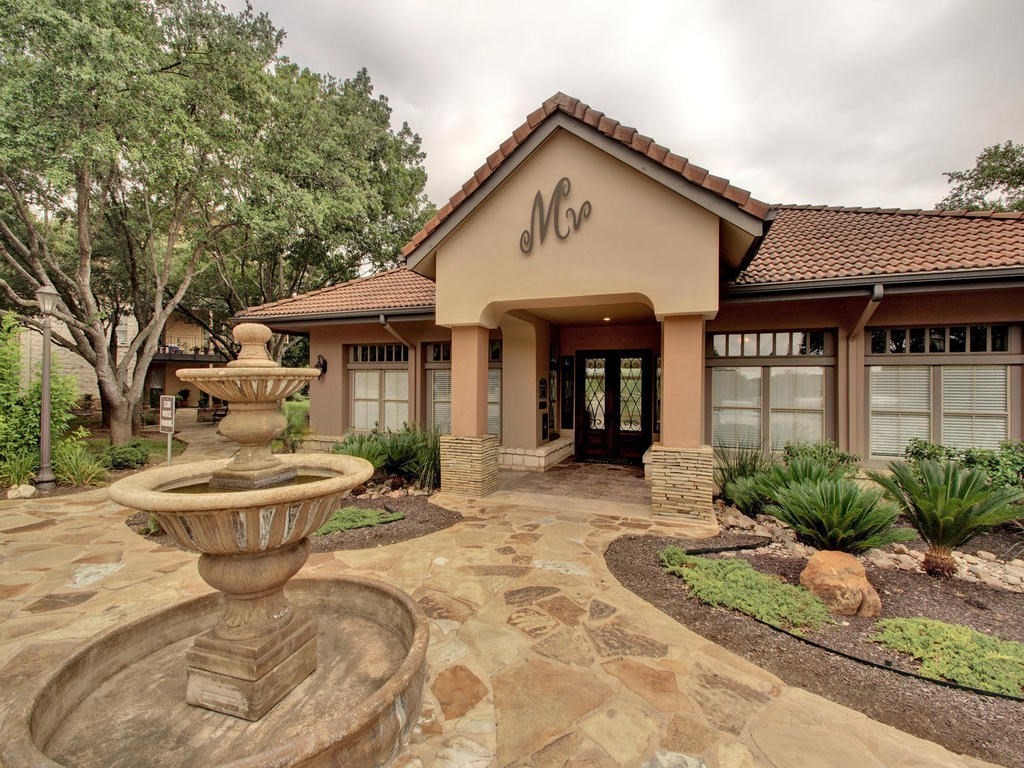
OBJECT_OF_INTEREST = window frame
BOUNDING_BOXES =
[705,329,836,450]
[866,363,1012,460]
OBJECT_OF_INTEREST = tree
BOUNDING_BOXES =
[174,65,433,362]
[937,140,1024,212]
[0,0,277,443]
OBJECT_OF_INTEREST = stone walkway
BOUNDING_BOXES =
[0,422,1000,768]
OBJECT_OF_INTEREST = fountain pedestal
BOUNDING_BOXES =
[186,540,318,719]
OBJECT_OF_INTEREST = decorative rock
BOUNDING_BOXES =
[799,551,882,617]
[976,550,997,562]
[6,484,36,499]
[730,515,756,531]
[894,554,919,571]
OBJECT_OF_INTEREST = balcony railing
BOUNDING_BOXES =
[156,335,227,361]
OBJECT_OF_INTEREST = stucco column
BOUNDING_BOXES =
[651,314,715,527]
[442,324,498,496]
[451,325,490,436]
[661,314,705,447]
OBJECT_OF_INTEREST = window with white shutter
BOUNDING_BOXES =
[487,369,502,440]
[712,367,762,448]
[869,366,931,457]
[941,366,1008,449]
[429,369,452,434]
[429,368,502,440]
[350,368,409,431]
[769,366,825,448]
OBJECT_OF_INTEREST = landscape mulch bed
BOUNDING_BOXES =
[606,534,1024,768]
[126,494,460,552]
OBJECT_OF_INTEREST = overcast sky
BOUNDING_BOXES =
[224,0,1023,210]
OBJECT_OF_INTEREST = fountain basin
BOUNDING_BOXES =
[109,454,374,554]
[0,577,429,768]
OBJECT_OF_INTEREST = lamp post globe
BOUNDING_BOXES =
[35,284,59,491]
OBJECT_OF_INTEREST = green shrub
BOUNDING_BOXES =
[766,479,914,553]
[904,438,1024,492]
[660,546,832,635]
[412,425,441,490]
[332,432,386,469]
[725,457,848,517]
[714,438,774,501]
[872,617,1024,697]
[903,438,953,465]
[380,427,421,477]
[782,441,860,476]
[314,506,404,535]
[869,460,1024,577]
[273,401,310,454]
[103,439,150,469]
[332,426,441,489]
[0,450,37,487]
[144,513,163,535]
[53,437,108,487]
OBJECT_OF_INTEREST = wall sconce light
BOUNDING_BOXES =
[313,354,328,379]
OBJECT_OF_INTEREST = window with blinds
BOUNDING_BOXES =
[769,366,825,448]
[941,366,1008,449]
[869,366,932,457]
[429,368,501,440]
[869,365,1010,456]
[711,367,762,448]
[351,369,408,431]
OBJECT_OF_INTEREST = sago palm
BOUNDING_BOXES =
[766,478,914,554]
[869,460,1024,577]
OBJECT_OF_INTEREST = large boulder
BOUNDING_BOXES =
[799,551,881,617]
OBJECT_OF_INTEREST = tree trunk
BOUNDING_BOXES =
[99,385,113,430]
[108,400,133,445]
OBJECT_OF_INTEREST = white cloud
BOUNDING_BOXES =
[227,0,1024,209]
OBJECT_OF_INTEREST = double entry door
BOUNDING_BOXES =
[575,350,653,464]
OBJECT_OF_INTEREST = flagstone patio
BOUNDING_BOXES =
[0,422,1001,767]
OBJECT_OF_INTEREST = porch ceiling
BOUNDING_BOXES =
[524,301,656,326]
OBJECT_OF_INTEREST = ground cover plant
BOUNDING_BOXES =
[314,506,404,535]
[872,617,1024,697]
[608,532,1024,768]
[660,545,832,634]
[870,460,1024,577]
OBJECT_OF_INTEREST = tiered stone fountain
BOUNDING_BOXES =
[0,324,428,768]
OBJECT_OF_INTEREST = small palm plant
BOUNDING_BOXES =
[766,478,914,554]
[726,457,848,517]
[869,460,1024,577]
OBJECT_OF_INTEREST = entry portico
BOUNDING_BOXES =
[401,94,770,521]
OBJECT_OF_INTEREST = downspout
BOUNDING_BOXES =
[379,314,419,425]
[845,285,883,458]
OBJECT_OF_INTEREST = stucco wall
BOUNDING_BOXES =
[433,129,720,327]
[307,320,450,437]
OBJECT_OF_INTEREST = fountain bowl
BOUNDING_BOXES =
[108,454,374,554]
[0,577,429,768]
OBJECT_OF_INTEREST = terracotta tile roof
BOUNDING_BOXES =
[401,92,771,260]
[735,205,1024,286]
[237,268,435,320]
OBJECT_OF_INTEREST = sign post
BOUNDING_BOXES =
[159,395,176,466]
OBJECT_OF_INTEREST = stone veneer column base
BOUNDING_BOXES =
[649,443,716,523]
[440,434,499,497]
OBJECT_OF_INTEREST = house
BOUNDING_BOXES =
[237,92,1024,526]
[19,313,226,409]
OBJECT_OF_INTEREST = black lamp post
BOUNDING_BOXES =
[35,284,58,490]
